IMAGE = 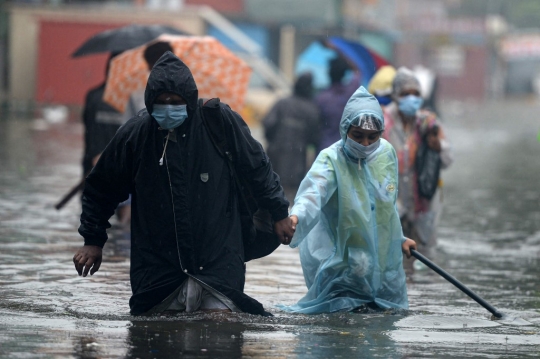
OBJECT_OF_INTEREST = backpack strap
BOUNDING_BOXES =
[198,98,231,161]
[198,98,280,260]
[198,98,257,216]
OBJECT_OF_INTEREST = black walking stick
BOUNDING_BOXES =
[410,248,531,325]
[54,178,85,210]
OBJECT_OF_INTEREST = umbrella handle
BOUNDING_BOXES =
[410,249,503,318]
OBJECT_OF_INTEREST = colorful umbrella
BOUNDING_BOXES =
[103,35,252,113]
[295,36,390,89]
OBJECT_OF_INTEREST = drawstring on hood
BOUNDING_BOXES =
[159,130,172,166]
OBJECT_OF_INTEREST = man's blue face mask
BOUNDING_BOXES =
[152,104,188,130]
[398,95,423,116]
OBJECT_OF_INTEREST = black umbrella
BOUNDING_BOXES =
[72,24,187,57]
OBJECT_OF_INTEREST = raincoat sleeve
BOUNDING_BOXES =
[78,123,133,247]
[289,151,338,248]
[220,105,290,221]
[437,124,453,169]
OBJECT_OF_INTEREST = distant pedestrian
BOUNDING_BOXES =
[315,56,360,151]
[81,52,130,224]
[382,67,453,269]
[262,72,320,202]
[121,41,174,122]
[367,65,396,108]
[82,53,124,177]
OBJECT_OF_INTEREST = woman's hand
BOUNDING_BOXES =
[290,215,298,230]
[427,132,441,152]
[401,238,417,258]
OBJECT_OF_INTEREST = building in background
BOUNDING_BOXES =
[5,0,540,117]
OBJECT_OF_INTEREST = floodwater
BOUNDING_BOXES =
[0,99,539,358]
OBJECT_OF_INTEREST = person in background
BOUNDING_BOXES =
[279,86,416,314]
[73,52,295,316]
[315,56,361,152]
[367,65,396,108]
[122,41,174,122]
[262,72,320,203]
[81,52,131,224]
[382,67,453,271]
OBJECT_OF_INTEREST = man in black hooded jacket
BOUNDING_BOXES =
[73,51,295,316]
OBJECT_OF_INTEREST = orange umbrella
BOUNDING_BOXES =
[103,35,252,113]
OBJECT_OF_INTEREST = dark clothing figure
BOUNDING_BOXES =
[315,57,360,151]
[81,83,124,176]
[263,73,320,202]
[77,52,290,316]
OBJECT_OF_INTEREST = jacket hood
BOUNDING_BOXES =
[339,86,384,142]
[144,51,199,115]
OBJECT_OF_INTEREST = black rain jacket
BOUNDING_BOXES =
[78,52,289,316]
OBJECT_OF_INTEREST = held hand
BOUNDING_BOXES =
[401,238,417,258]
[290,215,298,230]
[73,245,103,277]
[274,216,296,245]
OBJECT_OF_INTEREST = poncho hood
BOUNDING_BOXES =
[339,86,384,142]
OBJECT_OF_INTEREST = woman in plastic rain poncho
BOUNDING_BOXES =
[279,86,417,314]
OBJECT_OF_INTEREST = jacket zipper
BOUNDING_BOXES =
[164,149,185,272]
[163,133,239,312]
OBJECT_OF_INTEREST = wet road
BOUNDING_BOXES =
[0,100,539,358]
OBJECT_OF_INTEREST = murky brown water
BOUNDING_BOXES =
[1,100,539,358]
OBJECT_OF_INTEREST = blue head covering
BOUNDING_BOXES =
[339,86,384,142]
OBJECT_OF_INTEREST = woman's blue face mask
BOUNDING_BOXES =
[344,137,381,159]
[152,104,188,130]
[398,95,423,116]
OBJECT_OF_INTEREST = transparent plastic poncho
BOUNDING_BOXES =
[279,87,408,314]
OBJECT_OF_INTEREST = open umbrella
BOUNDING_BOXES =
[71,24,187,57]
[103,35,252,113]
[296,36,390,89]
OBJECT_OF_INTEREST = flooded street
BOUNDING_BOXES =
[0,99,539,358]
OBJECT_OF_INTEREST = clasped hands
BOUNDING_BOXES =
[273,215,298,245]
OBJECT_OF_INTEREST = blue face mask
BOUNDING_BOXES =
[343,137,381,159]
[398,95,423,116]
[375,95,392,106]
[152,104,188,130]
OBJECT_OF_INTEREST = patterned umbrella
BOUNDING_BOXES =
[103,35,252,113]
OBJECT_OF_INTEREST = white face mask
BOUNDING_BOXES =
[343,137,381,159]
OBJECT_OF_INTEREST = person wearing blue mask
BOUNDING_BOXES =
[72,51,295,317]
[382,67,453,272]
[367,65,396,108]
[278,86,417,314]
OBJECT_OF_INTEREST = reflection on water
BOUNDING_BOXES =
[0,101,539,358]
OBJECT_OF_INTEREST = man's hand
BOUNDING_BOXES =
[73,245,103,277]
[274,216,296,245]
[401,238,417,258]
